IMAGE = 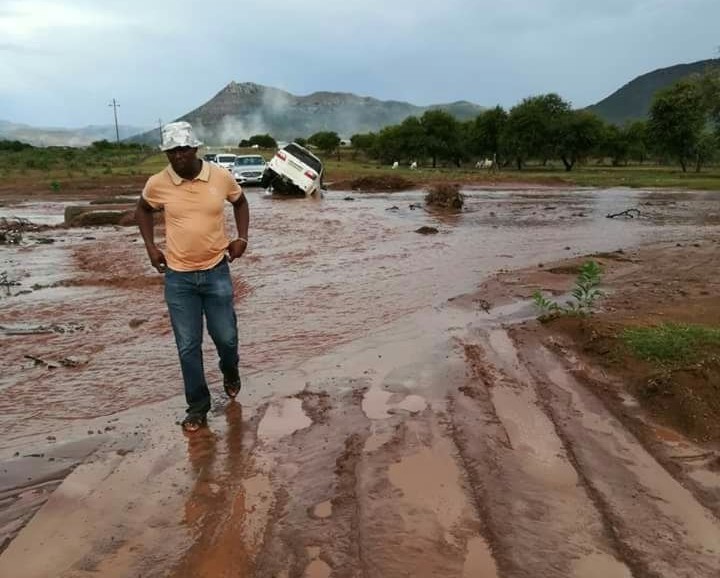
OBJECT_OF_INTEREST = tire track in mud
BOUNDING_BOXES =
[451,331,633,578]
[508,329,720,577]
[238,368,501,578]
[358,415,497,578]
[249,386,370,578]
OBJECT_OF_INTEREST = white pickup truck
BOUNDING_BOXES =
[261,143,324,196]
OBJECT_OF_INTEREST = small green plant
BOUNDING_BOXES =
[533,260,604,318]
[532,291,560,314]
[50,180,61,192]
[568,260,603,311]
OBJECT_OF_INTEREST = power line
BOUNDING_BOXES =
[108,98,120,143]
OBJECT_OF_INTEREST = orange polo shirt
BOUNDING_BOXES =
[142,161,244,271]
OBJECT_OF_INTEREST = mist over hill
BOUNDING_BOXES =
[130,82,485,146]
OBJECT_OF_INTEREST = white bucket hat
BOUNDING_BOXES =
[160,121,203,151]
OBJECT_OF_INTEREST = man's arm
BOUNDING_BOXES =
[135,196,167,272]
[227,194,250,262]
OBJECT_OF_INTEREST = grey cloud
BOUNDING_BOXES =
[1,0,718,127]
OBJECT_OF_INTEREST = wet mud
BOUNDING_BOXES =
[1,187,720,576]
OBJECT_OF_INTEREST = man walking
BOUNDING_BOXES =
[136,121,249,433]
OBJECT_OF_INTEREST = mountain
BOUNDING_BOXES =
[0,121,152,147]
[131,82,485,146]
[587,58,720,125]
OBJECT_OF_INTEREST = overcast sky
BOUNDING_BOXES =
[0,0,718,128]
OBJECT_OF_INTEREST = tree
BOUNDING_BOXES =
[648,80,706,172]
[0,139,33,152]
[294,137,308,147]
[600,121,649,166]
[247,134,277,148]
[556,110,605,171]
[375,117,427,163]
[350,132,377,159]
[308,131,341,155]
[697,66,720,133]
[692,131,718,172]
[420,110,462,167]
[600,124,629,166]
[501,94,571,169]
[625,121,649,164]
[374,124,404,163]
[468,106,508,162]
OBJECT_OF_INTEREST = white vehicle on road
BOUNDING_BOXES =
[232,155,266,185]
[261,143,324,196]
[214,153,237,171]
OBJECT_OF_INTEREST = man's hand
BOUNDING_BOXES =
[147,245,167,273]
[227,238,248,262]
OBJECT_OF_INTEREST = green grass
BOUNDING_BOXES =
[321,156,720,191]
[622,323,720,365]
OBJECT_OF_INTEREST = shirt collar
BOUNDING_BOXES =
[166,160,210,185]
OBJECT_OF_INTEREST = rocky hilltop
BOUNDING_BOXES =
[132,82,484,145]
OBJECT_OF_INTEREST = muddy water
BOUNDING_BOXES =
[3,186,720,576]
[0,187,716,449]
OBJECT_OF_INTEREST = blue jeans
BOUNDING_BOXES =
[164,258,239,417]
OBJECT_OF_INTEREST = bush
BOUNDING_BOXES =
[425,183,464,209]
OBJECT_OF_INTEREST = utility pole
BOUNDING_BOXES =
[108,98,120,143]
[158,118,163,147]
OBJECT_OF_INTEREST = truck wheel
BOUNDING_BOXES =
[260,169,275,189]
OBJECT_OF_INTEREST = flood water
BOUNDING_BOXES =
[1,187,717,450]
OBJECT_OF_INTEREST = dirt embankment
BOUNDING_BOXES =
[0,175,147,204]
[475,239,720,444]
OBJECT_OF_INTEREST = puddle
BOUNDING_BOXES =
[303,559,331,578]
[688,469,720,490]
[463,536,499,578]
[389,443,467,537]
[361,386,393,420]
[395,394,427,413]
[312,501,332,519]
[571,553,633,578]
[257,398,312,441]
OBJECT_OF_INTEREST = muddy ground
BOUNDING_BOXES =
[1,184,720,577]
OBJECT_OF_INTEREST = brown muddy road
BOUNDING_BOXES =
[1,187,720,577]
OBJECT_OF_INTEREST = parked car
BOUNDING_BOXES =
[214,153,237,171]
[232,155,266,185]
[261,142,324,196]
[202,153,217,163]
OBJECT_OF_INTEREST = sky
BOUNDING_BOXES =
[0,0,718,129]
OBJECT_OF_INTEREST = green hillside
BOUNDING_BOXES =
[588,58,720,125]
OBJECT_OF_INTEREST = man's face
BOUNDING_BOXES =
[165,146,198,175]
